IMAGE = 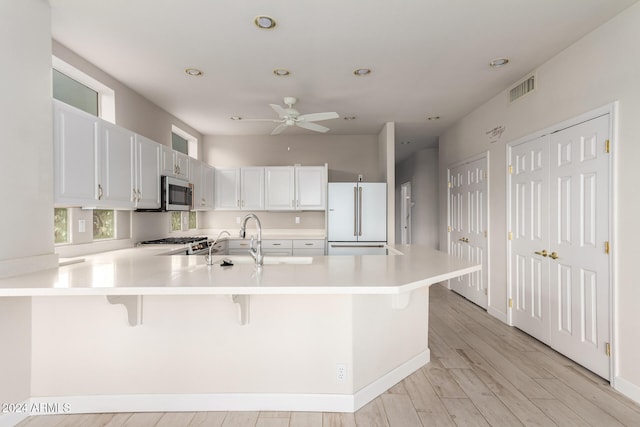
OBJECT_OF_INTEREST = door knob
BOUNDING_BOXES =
[534,249,548,257]
[549,252,559,260]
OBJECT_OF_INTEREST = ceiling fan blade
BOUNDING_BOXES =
[297,112,339,122]
[270,104,288,119]
[271,123,288,135]
[296,121,330,133]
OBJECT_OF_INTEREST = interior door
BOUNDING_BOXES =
[548,115,610,379]
[448,157,488,308]
[400,182,412,245]
[510,136,550,343]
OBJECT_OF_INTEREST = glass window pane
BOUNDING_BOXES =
[93,209,115,240]
[54,208,68,244]
[172,132,189,155]
[52,69,99,116]
[171,212,182,231]
[189,211,197,229]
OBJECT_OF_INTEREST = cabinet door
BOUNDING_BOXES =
[98,121,135,208]
[53,100,99,206]
[214,168,240,210]
[265,167,295,210]
[174,151,190,179]
[161,145,176,176]
[202,164,215,209]
[241,167,265,210]
[135,135,161,209]
[190,160,204,209]
[296,166,326,210]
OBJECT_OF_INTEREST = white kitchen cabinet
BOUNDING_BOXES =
[265,167,295,210]
[295,166,326,210]
[240,167,265,210]
[292,239,326,256]
[264,166,326,211]
[97,121,136,208]
[133,135,160,209]
[53,100,99,206]
[191,160,215,210]
[214,167,241,210]
[161,145,190,179]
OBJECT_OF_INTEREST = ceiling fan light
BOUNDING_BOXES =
[273,68,291,76]
[343,116,356,121]
[254,15,277,29]
[184,68,203,76]
[489,57,510,68]
[427,116,440,121]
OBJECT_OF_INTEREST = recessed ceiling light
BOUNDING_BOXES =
[273,68,291,76]
[343,116,357,121]
[254,15,277,29]
[184,68,203,76]
[427,116,441,121]
[230,116,243,121]
[353,68,372,76]
[489,57,510,68]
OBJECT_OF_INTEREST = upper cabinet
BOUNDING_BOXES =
[161,145,190,180]
[97,121,136,208]
[265,166,326,211]
[190,160,214,211]
[214,167,265,210]
[240,167,265,210]
[134,135,161,209]
[53,100,99,206]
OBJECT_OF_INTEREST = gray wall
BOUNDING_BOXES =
[395,148,439,247]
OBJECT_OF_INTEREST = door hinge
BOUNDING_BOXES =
[508,165,513,174]
[448,181,452,188]
[605,139,610,154]
[447,226,452,233]
[606,342,611,357]
[605,241,610,254]
[508,231,513,241]
[508,298,513,308]
[484,288,488,296]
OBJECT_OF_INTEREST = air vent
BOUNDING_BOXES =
[509,75,535,103]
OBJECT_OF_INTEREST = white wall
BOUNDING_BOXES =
[438,2,640,400]
[378,123,396,243]
[0,0,52,421]
[396,148,439,248]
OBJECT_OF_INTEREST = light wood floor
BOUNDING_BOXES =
[16,284,640,427]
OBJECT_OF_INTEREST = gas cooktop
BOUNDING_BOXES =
[138,237,207,245]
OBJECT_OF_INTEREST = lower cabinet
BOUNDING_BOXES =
[227,239,325,256]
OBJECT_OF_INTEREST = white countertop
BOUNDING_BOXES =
[0,244,480,297]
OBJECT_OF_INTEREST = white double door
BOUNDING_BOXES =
[509,114,610,379]
[448,156,488,309]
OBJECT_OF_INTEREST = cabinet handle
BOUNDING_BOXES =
[272,243,281,246]
[136,189,140,202]
[98,184,103,200]
[305,243,313,246]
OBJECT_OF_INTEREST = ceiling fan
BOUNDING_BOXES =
[241,97,339,135]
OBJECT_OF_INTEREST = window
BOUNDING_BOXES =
[93,209,115,240]
[52,69,99,116]
[172,132,189,155]
[189,211,197,229]
[171,125,198,159]
[54,208,69,244]
[171,212,182,231]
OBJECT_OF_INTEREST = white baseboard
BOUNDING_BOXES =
[487,306,507,323]
[613,375,640,405]
[24,349,430,416]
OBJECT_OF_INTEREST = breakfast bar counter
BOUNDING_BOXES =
[0,245,479,418]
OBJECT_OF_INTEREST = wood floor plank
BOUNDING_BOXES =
[259,411,291,418]
[289,412,322,427]
[322,412,356,427]
[535,378,625,426]
[221,411,260,427]
[530,398,590,427]
[17,415,68,427]
[384,380,408,395]
[422,365,467,398]
[255,417,289,427]
[155,411,197,427]
[353,397,388,427]
[103,413,135,426]
[429,330,471,369]
[379,393,422,427]
[441,398,490,427]
[56,413,117,427]
[121,412,164,427]
[189,411,227,427]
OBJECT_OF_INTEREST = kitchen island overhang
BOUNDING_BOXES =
[0,245,480,417]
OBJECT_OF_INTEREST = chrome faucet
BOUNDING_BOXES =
[205,230,231,265]
[239,213,263,267]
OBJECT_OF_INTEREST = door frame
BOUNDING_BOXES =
[446,151,490,306]
[506,102,617,383]
[400,181,412,244]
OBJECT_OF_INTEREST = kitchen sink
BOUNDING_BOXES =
[226,256,313,265]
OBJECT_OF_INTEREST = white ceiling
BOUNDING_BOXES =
[50,0,638,161]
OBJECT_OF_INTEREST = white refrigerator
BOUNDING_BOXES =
[327,182,387,255]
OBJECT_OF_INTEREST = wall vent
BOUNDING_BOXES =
[509,75,535,103]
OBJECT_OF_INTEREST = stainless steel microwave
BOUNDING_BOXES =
[137,176,192,212]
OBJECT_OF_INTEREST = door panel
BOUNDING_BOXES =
[358,183,387,242]
[327,183,357,242]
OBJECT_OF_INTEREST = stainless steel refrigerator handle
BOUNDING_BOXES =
[353,186,358,236]
[331,244,385,248]
[358,186,363,236]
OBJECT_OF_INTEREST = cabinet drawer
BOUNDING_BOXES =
[228,239,252,249]
[262,239,293,249]
[292,248,325,256]
[263,248,293,256]
[293,239,325,249]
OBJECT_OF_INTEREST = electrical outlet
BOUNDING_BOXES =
[236,216,241,224]
[336,364,347,383]
[295,216,300,224]
[78,219,86,233]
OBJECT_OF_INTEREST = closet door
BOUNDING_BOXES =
[548,115,610,379]
[449,163,469,296]
[510,136,550,343]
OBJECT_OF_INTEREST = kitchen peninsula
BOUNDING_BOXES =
[0,243,479,418]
